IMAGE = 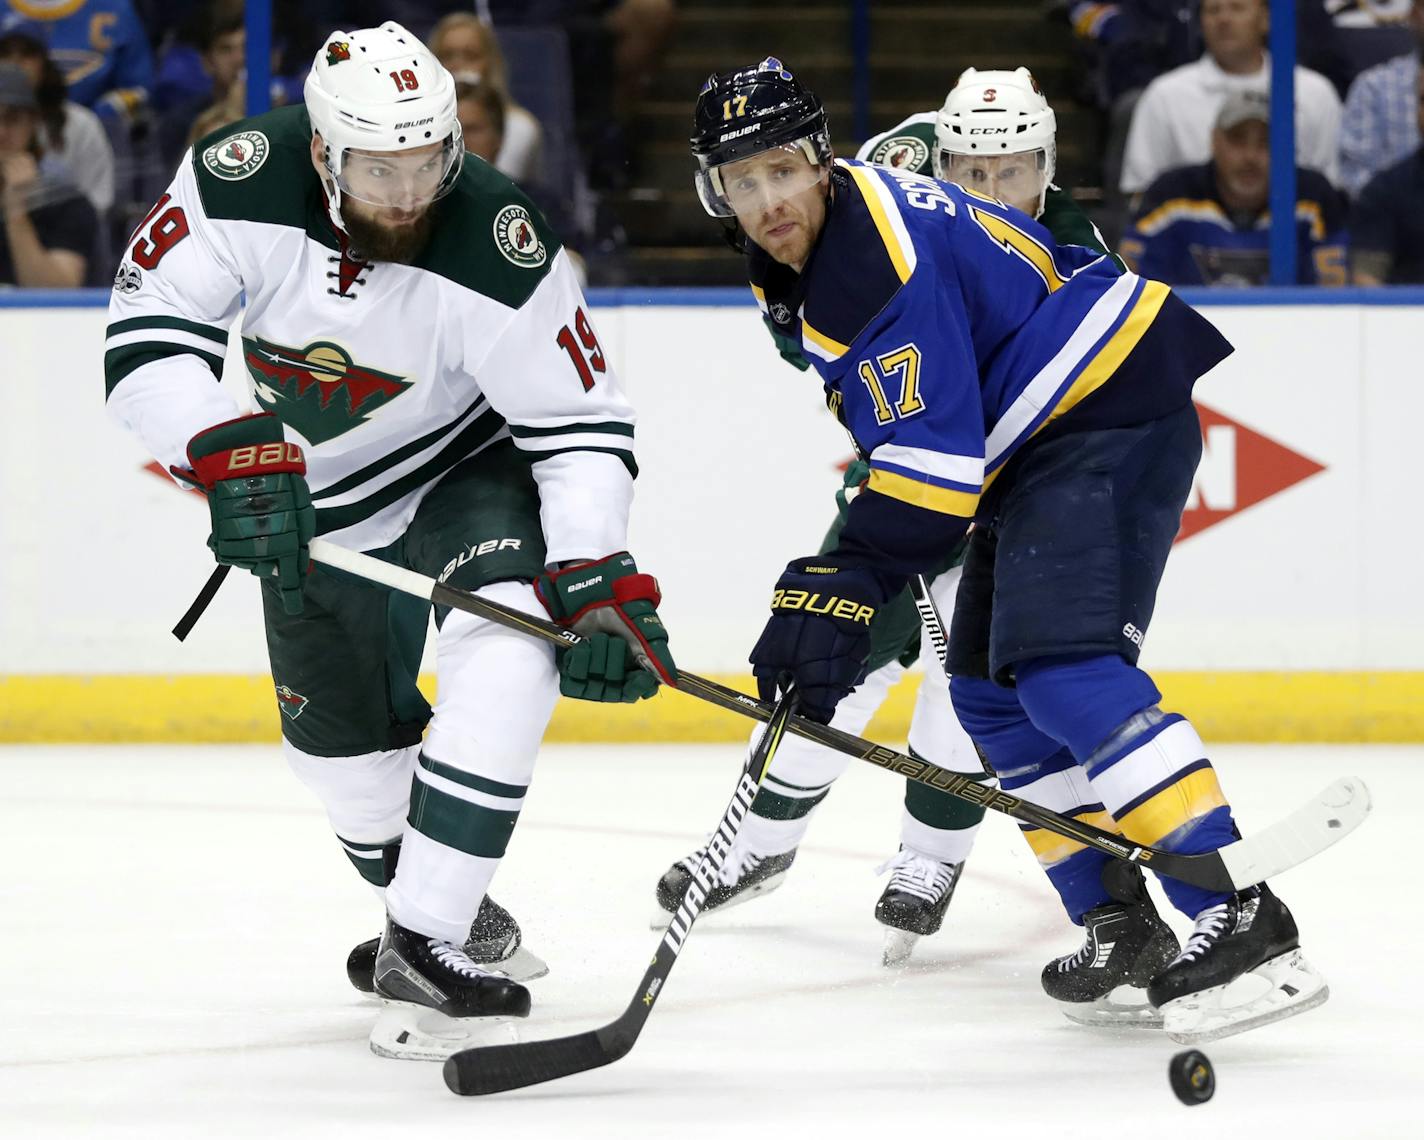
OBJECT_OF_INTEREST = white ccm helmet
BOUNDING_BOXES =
[304,21,463,233]
[934,67,1057,216]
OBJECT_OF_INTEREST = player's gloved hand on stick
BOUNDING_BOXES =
[749,558,892,724]
[176,413,314,616]
[535,552,677,702]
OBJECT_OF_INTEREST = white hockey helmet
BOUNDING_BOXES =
[305,21,464,232]
[933,67,1056,215]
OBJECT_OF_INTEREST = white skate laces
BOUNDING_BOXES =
[677,837,766,887]
[1172,901,1234,966]
[875,848,956,905]
[428,939,491,980]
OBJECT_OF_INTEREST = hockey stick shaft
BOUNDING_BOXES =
[307,540,1368,892]
[442,690,801,1095]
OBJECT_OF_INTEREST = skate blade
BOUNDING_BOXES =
[479,945,549,983]
[1163,948,1330,1044]
[369,1002,521,1062]
[647,871,790,929]
[881,927,922,968]
[1057,985,1164,1030]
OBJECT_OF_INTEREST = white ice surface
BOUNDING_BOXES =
[0,743,1413,1140]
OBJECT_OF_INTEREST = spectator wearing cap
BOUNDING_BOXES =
[1121,0,1342,194]
[1350,65,1424,283]
[0,63,97,286]
[0,13,114,218]
[5,0,154,126]
[1338,0,1424,197]
[1120,89,1347,285]
[429,12,543,185]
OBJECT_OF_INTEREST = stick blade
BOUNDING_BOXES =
[443,1026,631,1096]
[1219,777,1371,889]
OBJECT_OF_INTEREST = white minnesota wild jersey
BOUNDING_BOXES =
[105,105,635,561]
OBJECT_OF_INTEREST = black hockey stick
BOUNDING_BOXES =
[307,540,1370,894]
[442,687,800,1096]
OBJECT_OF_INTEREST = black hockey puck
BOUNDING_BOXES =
[1168,1049,1215,1105]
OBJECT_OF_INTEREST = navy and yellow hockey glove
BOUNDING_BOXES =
[535,552,677,702]
[179,413,314,616]
[749,558,892,724]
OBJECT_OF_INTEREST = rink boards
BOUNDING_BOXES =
[1,290,1420,742]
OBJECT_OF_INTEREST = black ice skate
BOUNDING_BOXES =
[1041,865,1181,1028]
[874,847,965,967]
[652,842,797,927]
[368,917,532,1061]
[347,894,548,994]
[1148,886,1328,1044]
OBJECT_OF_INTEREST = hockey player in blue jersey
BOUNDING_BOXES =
[690,58,1328,1042]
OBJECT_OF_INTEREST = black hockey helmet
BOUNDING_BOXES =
[690,57,832,218]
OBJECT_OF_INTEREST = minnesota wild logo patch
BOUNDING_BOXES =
[203,130,270,181]
[326,40,351,65]
[493,204,546,268]
[243,335,411,445]
[275,685,309,720]
[869,134,930,172]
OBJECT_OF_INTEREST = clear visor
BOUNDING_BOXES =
[337,138,462,211]
[937,149,1047,214]
[695,141,826,219]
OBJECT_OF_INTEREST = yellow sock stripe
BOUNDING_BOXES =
[1116,767,1229,847]
[1022,809,1120,867]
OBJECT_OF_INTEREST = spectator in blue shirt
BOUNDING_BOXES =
[4,1,153,127]
[1120,89,1348,286]
[1351,64,1424,283]
[1339,0,1424,197]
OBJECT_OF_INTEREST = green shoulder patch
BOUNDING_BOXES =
[868,132,933,175]
[414,158,564,308]
[193,105,323,235]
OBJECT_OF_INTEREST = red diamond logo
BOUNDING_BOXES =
[1177,402,1326,543]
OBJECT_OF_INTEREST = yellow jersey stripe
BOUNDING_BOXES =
[1040,279,1171,435]
[1023,809,1120,866]
[1117,767,1229,846]
[749,282,769,314]
[868,468,979,516]
[846,164,914,285]
[802,319,851,361]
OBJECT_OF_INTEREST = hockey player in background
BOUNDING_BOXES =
[657,68,1149,992]
[104,21,676,1060]
[685,57,1327,1043]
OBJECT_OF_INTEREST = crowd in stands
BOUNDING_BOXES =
[1067,0,1424,285]
[0,0,1421,290]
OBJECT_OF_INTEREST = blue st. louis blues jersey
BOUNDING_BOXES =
[749,159,1229,537]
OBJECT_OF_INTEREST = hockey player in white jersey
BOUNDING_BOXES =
[104,22,676,1060]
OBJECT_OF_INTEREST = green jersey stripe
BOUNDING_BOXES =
[508,421,634,439]
[106,315,231,345]
[310,399,501,502]
[104,341,225,397]
[417,752,528,801]
[408,779,520,859]
[312,413,510,536]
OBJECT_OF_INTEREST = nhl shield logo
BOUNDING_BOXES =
[492,204,547,268]
[870,134,930,172]
[203,130,270,182]
[275,684,309,720]
[769,301,792,324]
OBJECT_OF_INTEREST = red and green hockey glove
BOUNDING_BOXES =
[179,413,314,616]
[535,552,677,702]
